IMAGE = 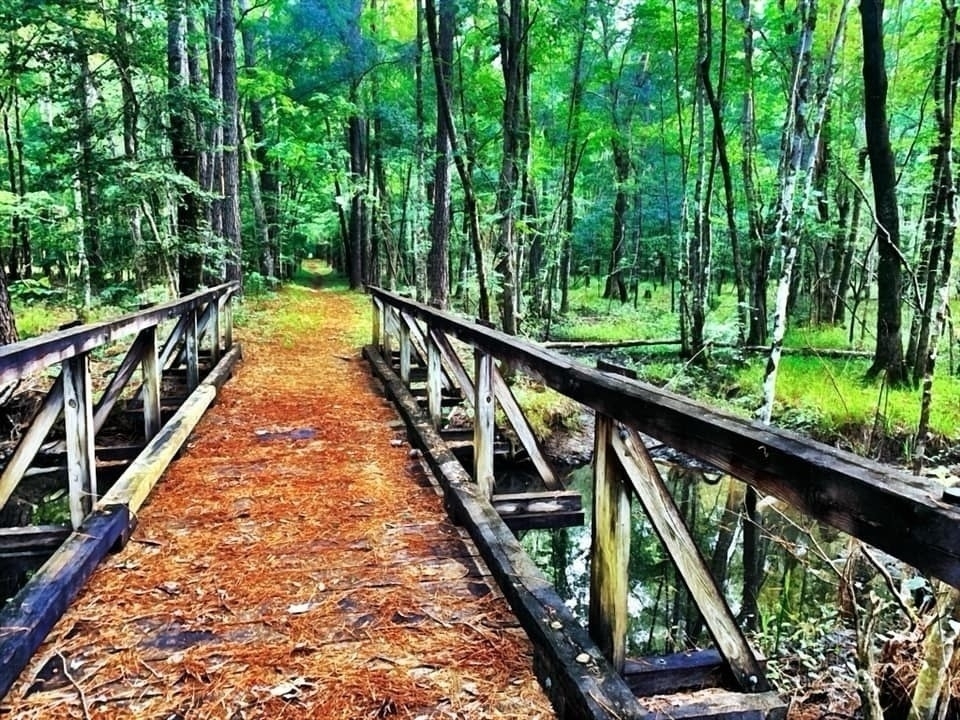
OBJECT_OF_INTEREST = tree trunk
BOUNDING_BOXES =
[559,4,588,316]
[494,0,526,334]
[424,0,490,321]
[860,0,907,385]
[0,262,17,346]
[427,0,453,308]
[239,0,280,281]
[219,0,242,286]
[74,38,102,290]
[604,136,630,304]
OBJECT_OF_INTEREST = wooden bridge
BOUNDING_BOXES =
[0,278,957,718]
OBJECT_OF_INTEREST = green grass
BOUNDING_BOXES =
[539,278,960,450]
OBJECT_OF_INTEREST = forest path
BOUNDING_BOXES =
[3,265,554,719]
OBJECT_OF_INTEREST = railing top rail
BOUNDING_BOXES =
[369,286,960,587]
[0,282,238,386]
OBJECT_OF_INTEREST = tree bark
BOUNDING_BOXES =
[219,0,242,286]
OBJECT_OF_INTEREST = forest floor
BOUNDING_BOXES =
[1,269,555,719]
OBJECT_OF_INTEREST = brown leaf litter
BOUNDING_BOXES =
[1,278,555,719]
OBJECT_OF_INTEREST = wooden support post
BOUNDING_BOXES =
[589,413,630,672]
[185,308,199,391]
[141,326,162,441]
[427,330,443,428]
[223,294,234,350]
[63,355,97,529]
[611,427,769,692]
[210,300,222,365]
[473,350,496,500]
[372,297,383,350]
[382,305,393,361]
[399,313,412,385]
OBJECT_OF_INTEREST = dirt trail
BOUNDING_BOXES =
[4,271,555,719]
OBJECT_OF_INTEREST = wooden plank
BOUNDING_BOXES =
[401,313,453,390]
[427,330,442,428]
[612,428,769,692]
[0,505,130,701]
[0,526,71,556]
[493,490,584,531]
[362,343,658,719]
[141,326,161,440]
[473,350,495,500]
[97,344,241,516]
[63,354,97,529]
[623,649,730,697]
[0,376,64,511]
[590,414,631,672]
[0,283,236,387]
[492,365,561,491]
[366,287,960,589]
[641,688,786,719]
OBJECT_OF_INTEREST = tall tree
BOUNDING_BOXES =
[168,0,204,294]
[426,0,453,309]
[860,0,907,385]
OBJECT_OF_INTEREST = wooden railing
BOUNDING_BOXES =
[0,282,238,528]
[368,286,960,708]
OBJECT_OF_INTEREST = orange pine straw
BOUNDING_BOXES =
[3,272,555,720]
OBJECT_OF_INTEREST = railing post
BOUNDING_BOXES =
[63,354,97,529]
[210,299,222,365]
[382,305,393,362]
[427,329,443,428]
[223,294,234,350]
[372,297,382,350]
[185,308,199,391]
[473,350,495,500]
[142,326,162,440]
[399,313,411,385]
[589,413,630,672]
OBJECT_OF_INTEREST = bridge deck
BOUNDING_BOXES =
[1,282,554,719]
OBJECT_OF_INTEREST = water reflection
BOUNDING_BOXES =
[518,462,846,661]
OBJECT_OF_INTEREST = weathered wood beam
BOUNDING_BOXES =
[0,283,236,387]
[399,313,412,385]
[401,313,453,390]
[367,287,960,589]
[431,329,475,401]
[0,526,72,557]
[590,414,630,672]
[0,505,129,701]
[427,331,443,428]
[544,338,682,350]
[612,427,769,693]
[141,327,162,440]
[185,309,199,392]
[473,350,495,500]
[0,376,64,511]
[372,297,383,349]
[63,354,97,529]
[493,490,583,531]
